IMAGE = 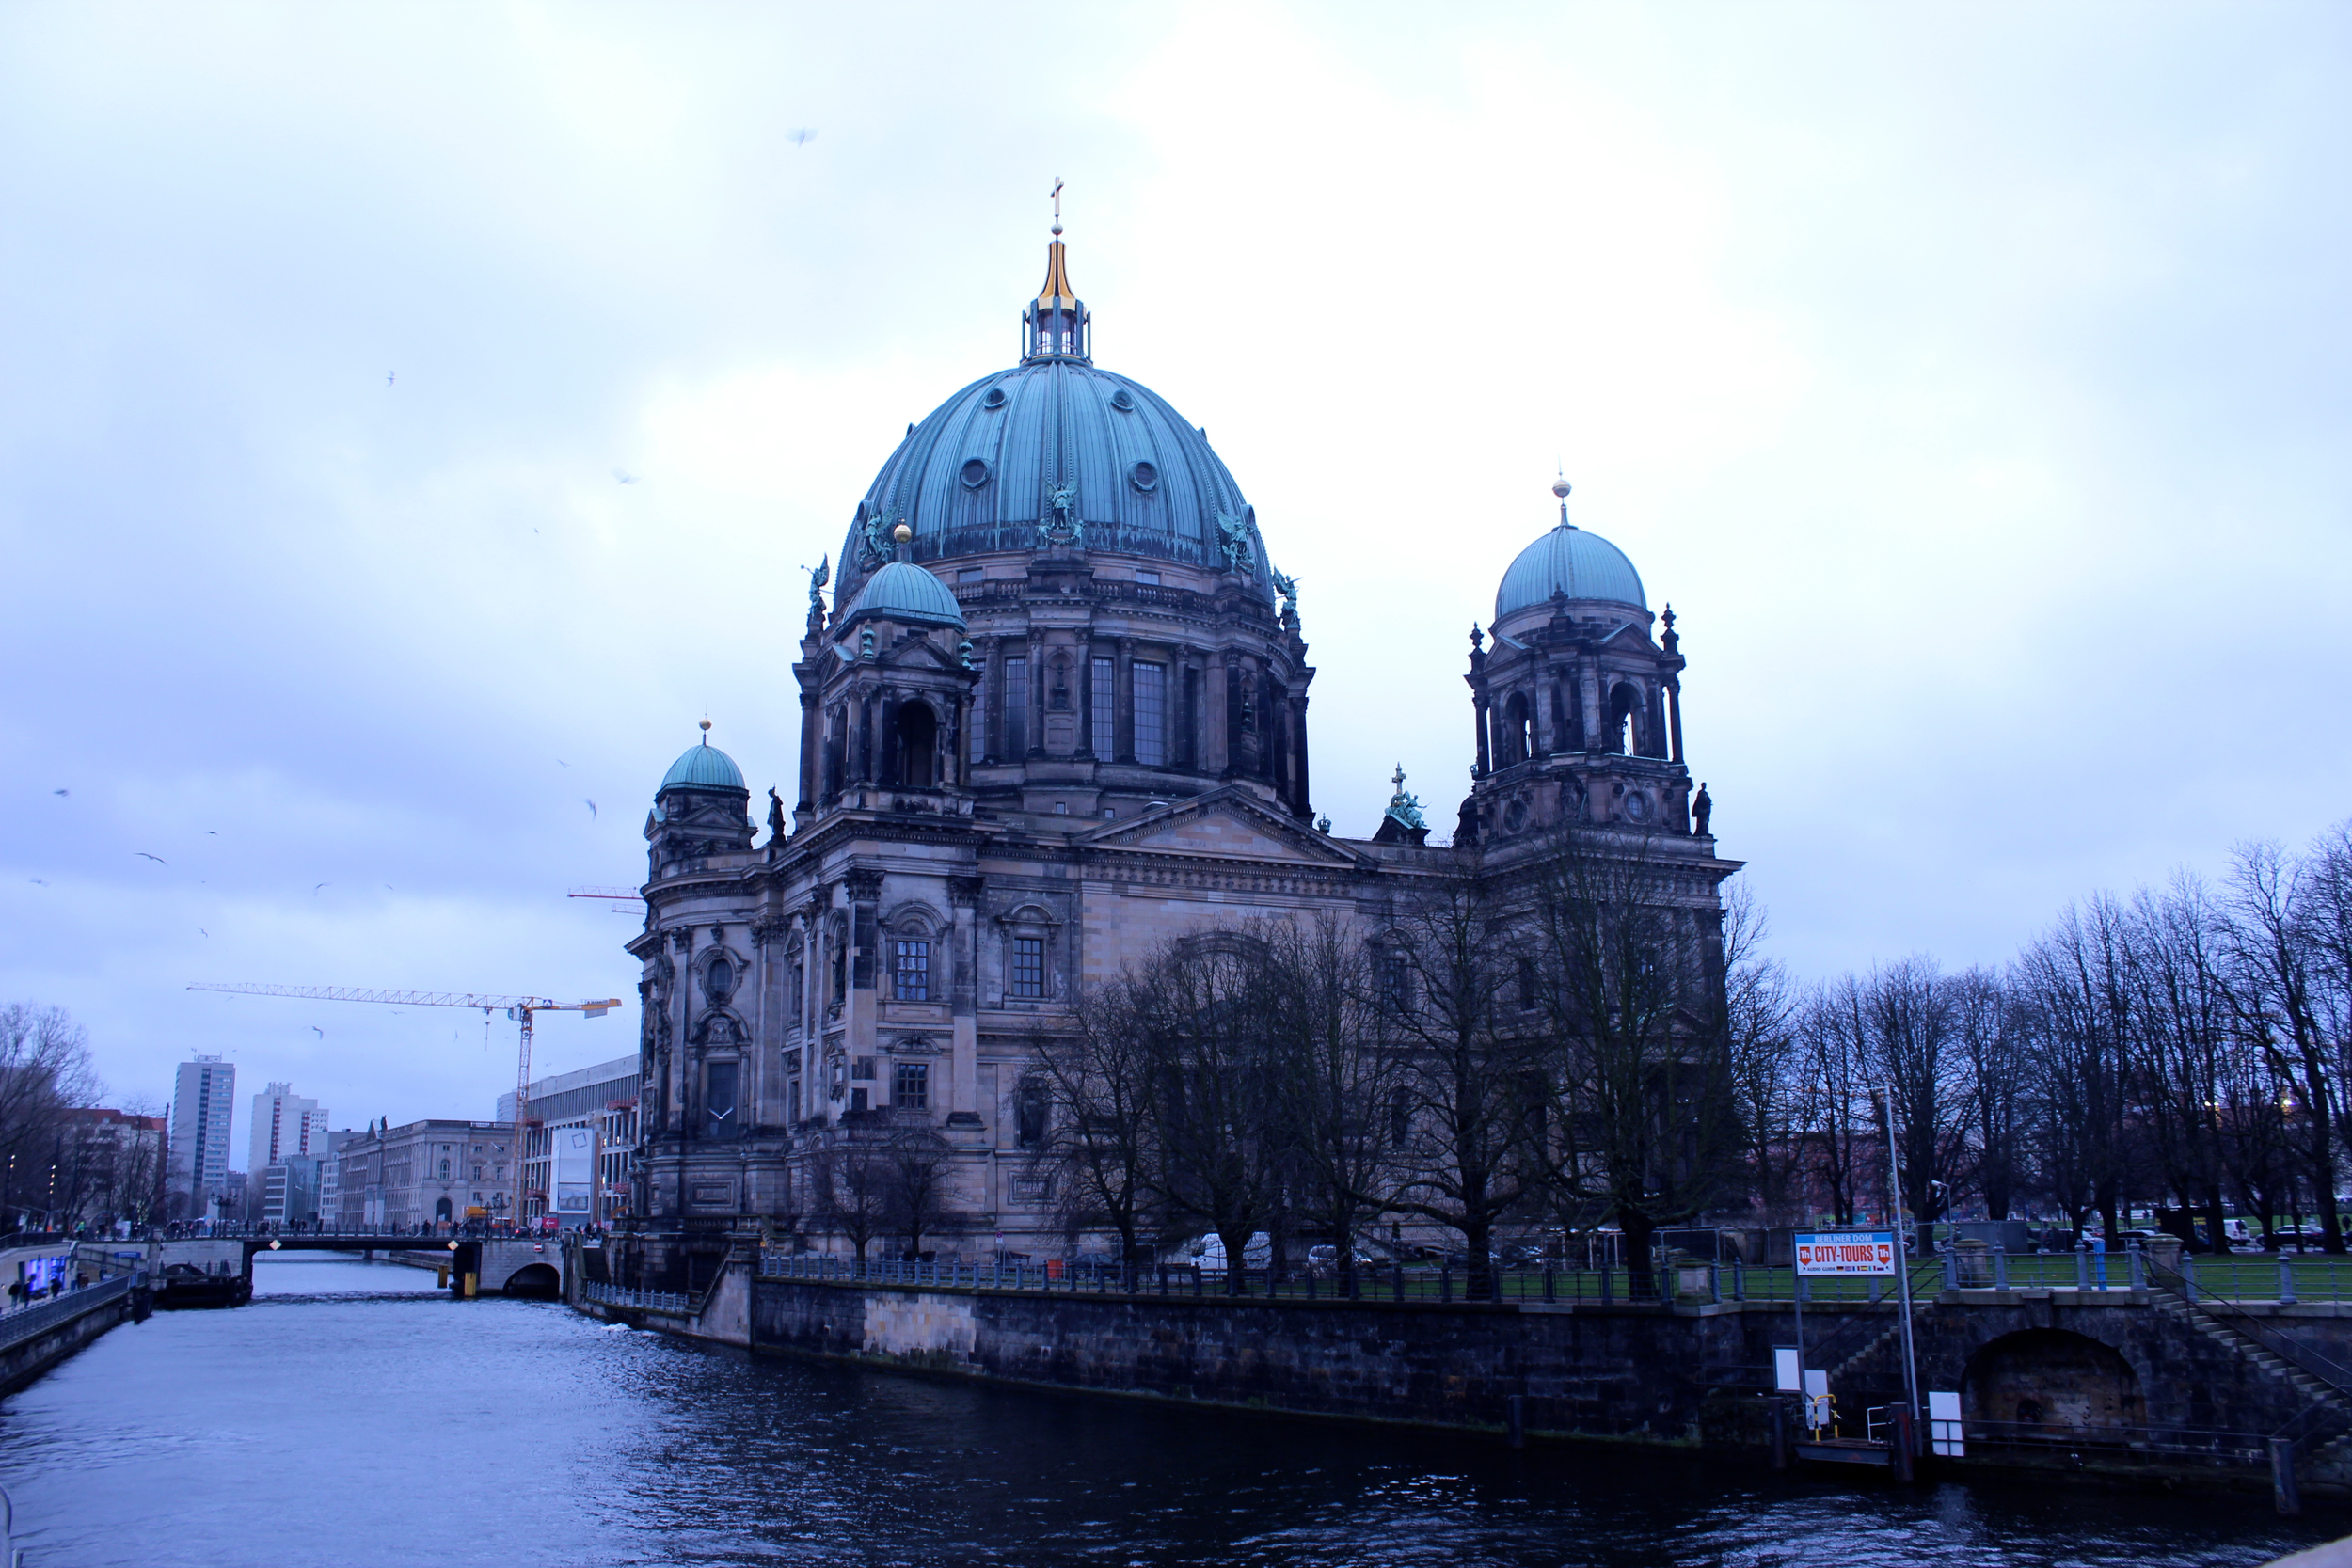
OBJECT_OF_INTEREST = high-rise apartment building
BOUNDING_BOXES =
[167,1055,236,1220]
[249,1082,329,1177]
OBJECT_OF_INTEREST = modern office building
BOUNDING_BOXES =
[498,1055,640,1228]
[167,1055,236,1221]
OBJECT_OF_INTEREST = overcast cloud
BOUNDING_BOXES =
[4,3,2346,1165]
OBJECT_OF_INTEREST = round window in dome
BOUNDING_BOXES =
[981,386,1008,410]
[960,458,992,489]
[1129,461,1159,493]
[1109,388,1136,412]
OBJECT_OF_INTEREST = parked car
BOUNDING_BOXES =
[1306,1243,1381,1275]
[1185,1232,1272,1272]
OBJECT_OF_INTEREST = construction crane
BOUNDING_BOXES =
[187,982,621,1227]
[567,885,646,914]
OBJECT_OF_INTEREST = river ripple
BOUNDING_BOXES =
[0,1256,2330,1567]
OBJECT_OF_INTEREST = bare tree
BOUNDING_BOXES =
[1951,968,2026,1221]
[1031,983,1162,1265]
[1377,857,1543,1295]
[883,1125,957,1259]
[806,1137,891,1264]
[1795,979,1874,1227]
[1523,829,1741,1291]
[1131,936,1287,1291]
[0,1006,100,1228]
[2016,896,2138,1240]
[1863,957,1973,1233]
[2224,841,2346,1252]
[1259,914,1400,1289]
[1722,884,1801,1222]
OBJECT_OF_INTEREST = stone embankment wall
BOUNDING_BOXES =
[741,1278,2352,1465]
[0,1282,140,1396]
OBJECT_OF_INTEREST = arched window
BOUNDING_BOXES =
[1502,692,1533,766]
[1552,681,1581,751]
[894,701,938,788]
[1609,683,1641,755]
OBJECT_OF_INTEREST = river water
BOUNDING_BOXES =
[0,1256,2330,1567]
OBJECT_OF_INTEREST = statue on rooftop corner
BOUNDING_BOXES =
[1215,509,1253,575]
[1385,764,1426,831]
[806,552,829,611]
[767,787,787,844]
[1692,782,1712,837]
[1272,567,1298,623]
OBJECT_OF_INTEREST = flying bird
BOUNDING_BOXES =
[387,372,395,387]
[199,928,207,937]
[584,799,598,818]
[383,883,393,891]
[313,881,330,894]
[51,788,68,797]
[788,128,817,146]
[557,759,569,768]
[28,879,46,887]
[613,470,638,485]
[136,852,167,864]
[311,1026,324,1038]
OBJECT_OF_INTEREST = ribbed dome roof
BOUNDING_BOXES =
[836,357,1274,605]
[660,739,745,793]
[840,559,965,631]
[1495,523,1646,620]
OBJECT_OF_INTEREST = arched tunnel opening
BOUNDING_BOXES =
[1963,1328,2143,1434]
[501,1263,563,1299]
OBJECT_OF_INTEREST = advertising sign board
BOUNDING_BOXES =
[1794,1231,1896,1275]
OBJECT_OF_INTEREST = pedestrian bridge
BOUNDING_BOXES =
[151,1234,569,1298]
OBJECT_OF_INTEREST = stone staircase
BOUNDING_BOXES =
[2147,1291,2352,1470]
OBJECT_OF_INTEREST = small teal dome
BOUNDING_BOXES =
[840,559,965,631]
[1494,523,1646,620]
[660,739,745,793]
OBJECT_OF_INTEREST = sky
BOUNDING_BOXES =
[4,3,2347,1163]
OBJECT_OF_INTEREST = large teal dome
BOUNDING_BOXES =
[660,738,745,793]
[837,359,1273,604]
[834,237,1275,608]
[1495,521,1646,620]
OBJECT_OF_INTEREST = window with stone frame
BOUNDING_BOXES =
[1001,657,1027,755]
[1015,1078,1049,1149]
[786,947,805,1022]
[894,1060,929,1111]
[1090,656,1115,756]
[851,1056,876,1081]
[969,667,988,763]
[1010,935,1045,999]
[1133,660,1167,765]
[893,938,930,1001]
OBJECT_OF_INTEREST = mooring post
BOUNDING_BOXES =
[1769,1400,1791,1469]
[1599,1266,1613,1306]
[2273,1437,2302,1515]
[1506,1394,1526,1449]
[1890,1405,1915,1482]
[1439,1266,1453,1304]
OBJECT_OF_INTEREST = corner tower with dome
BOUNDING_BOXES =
[613,222,1738,1291]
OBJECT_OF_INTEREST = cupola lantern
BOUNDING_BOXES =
[1022,177,1090,364]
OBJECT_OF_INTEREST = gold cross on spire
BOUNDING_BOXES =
[1050,176,1064,235]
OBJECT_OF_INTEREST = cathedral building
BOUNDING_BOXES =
[619,223,1737,1290]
